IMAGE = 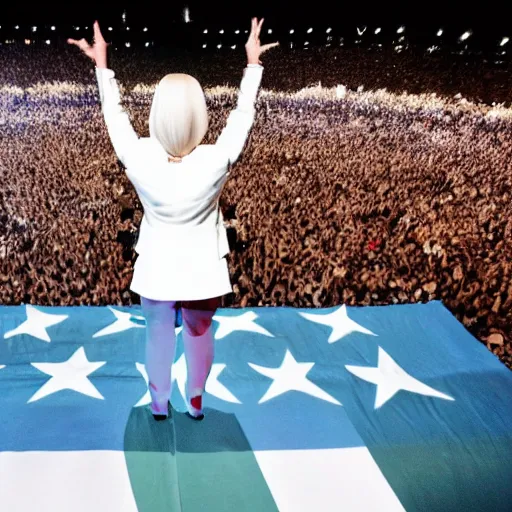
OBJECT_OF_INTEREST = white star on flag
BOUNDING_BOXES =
[92,307,146,338]
[3,305,68,343]
[206,364,241,404]
[249,350,342,405]
[134,325,184,407]
[135,349,241,407]
[213,311,274,340]
[299,305,377,343]
[345,346,455,409]
[134,362,151,407]
[172,354,242,404]
[28,347,106,403]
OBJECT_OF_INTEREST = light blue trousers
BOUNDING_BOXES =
[140,297,215,415]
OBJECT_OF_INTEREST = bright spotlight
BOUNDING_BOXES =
[108,27,113,31]
[15,25,19,29]
[219,29,224,34]
[46,39,51,45]
[268,29,272,34]
[397,26,405,34]
[217,43,222,48]
[125,42,131,47]
[145,42,150,47]
[290,29,294,34]
[32,26,37,32]
[437,29,443,36]
[307,28,313,33]
[203,44,207,48]
[326,27,332,33]
[183,6,191,23]
[375,27,381,34]
[204,29,208,34]
[459,30,471,42]
[500,37,509,46]
[143,27,148,32]
[231,44,236,49]
[235,29,240,34]
[51,26,56,30]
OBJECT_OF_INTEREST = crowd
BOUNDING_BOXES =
[0,44,510,368]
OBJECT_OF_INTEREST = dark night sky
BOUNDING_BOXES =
[3,1,508,28]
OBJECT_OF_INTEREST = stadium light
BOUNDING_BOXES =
[219,29,224,34]
[32,26,37,32]
[25,39,31,45]
[326,27,332,33]
[268,29,272,34]
[235,29,240,34]
[217,43,222,48]
[126,42,131,47]
[15,25,19,30]
[126,27,130,31]
[231,44,236,49]
[459,30,471,42]
[204,29,208,34]
[307,28,313,33]
[397,26,405,34]
[75,27,80,31]
[375,27,381,34]
[145,42,150,47]
[108,27,113,31]
[46,39,51,45]
[290,29,294,34]
[499,36,509,46]
[143,27,148,32]
[437,29,443,36]
[51,26,56,31]
[202,44,207,48]
[184,6,191,23]
[304,41,309,45]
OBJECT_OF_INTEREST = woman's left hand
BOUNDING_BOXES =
[68,21,109,69]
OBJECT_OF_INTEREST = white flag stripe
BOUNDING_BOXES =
[0,451,138,512]
[254,447,405,512]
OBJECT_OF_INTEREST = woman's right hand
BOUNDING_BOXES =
[245,18,279,66]
[68,21,109,69]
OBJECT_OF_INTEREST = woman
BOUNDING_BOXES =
[69,18,278,421]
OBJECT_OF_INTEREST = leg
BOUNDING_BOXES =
[181,298,219,418]
[140,297,177,418]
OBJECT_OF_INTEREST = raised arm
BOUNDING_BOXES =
[68,21,139,166]
[215,18,278,165]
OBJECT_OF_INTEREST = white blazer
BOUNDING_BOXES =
[95,65,263,300]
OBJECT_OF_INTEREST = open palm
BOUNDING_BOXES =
[68,21,109,69]
[245,18,279,66]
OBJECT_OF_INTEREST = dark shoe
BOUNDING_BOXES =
[152,400,171,421]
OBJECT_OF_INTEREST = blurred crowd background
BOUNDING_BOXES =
[0,3,510,368]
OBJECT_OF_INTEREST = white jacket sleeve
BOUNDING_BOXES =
[95,67,139,166]
[215,64,263,165]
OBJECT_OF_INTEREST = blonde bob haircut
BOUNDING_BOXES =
[149,73,208,159]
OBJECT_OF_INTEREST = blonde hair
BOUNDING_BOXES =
[149,74,208,159]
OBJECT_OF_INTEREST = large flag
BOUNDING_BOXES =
[0,301,511,511]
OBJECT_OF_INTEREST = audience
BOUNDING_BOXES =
[0,44,510,368]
